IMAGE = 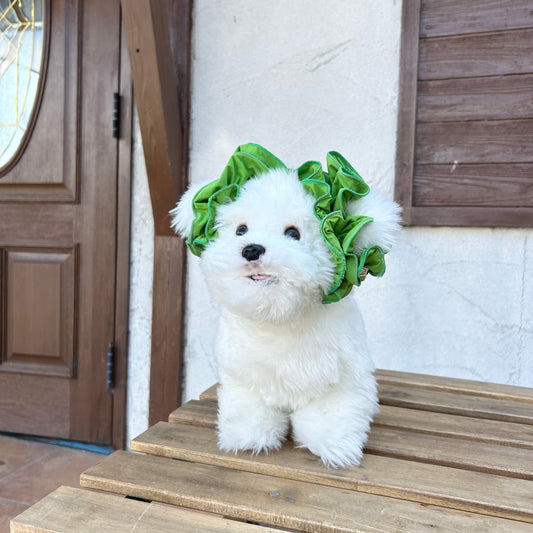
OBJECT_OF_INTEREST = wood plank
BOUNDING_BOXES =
[81,451,532,532]
[378,384,533,424]
[375,369,533,402]
[167,402,533,479]
[122,0,191,428]
[415,119,533,165]
[121,0,188,235]
[419,28,533,80]
[403,205,533,228]
[413,163,533,208]
[420,0,533,38]
[366,426,533,480]
[375,405,533,450]
[170,399,533,451]
[393,0,421,225]
[417,74,533,123]
[132,421,533,523]
[148,235,186,426]
[10,485,281,533]
[199,384,218,402]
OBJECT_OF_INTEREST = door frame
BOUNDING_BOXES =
[111,17,133,449]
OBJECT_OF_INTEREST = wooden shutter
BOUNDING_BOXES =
[395,0,533,227]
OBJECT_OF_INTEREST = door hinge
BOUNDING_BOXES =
[106,342,115,390]
[112,92,120,139]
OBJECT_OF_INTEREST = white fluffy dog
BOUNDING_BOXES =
[171,144,400,468]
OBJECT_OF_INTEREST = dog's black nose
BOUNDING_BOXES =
[242,244,266,261]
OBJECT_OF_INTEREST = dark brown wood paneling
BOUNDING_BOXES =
[419,29,533,80]
[3,248,77,377]
[417,74,533,123]
[406,206,533,228]
[420,0,533,38]
[0,373,70,437]
[394,0,422,225]
[395,0,533,227]
[111,17,134,450]
[0,0,78,202]
[0,0,128,446]
[416,120,533,165]
[414,164,533,207]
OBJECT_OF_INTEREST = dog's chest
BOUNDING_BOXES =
[217,319,348,409]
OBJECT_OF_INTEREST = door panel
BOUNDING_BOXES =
[0,0,123,446]
[1,0,78,202]
[3,247,76,377]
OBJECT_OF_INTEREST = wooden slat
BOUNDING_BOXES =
[132,421,533,523]
[378,384,533,425]
[169,399,217,426]
[168,402,532,479]
[420,0,533,38]
[199,384,218,402]
[419,28,533,80]
[81,451,532,532]
[415,119,533,165]
[417,74,533,123]
[376,405,533,450]
[393,0,421,226]
[375,369,533,402]
[413,164,533,208]
[366,426,533,479]
[10,485,281,533]
[170,399,533,451]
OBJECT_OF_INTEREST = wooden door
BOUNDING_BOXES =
[0,0,128,446]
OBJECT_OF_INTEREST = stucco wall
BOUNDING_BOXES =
[127,0,532,435]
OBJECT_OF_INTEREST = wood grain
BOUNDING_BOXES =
[375,369,533,402]
[10,485,282,533]
[415,119,533,165]
[170,399,533,451]
[81,451,532,532]
[417,74,533,123]
[420,0,533,38]
[413,163,533,208]
[131,421,533,523]
[378,383,533,424]
[148,235,186,426]
[419,28,533,80]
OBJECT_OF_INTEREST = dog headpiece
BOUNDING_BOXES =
[184,143,388,303]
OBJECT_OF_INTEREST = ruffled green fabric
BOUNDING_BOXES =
[186,143,386,303]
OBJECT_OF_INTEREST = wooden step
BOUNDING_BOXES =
[10,485,283,533]
[169,398,533,450]
[131,420,533,523]
[199,370,533,405]
[80,451,533,532]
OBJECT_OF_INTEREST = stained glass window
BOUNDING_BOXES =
[0,0,44,168]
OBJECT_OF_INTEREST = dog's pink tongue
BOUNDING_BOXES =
[252,274,270,280]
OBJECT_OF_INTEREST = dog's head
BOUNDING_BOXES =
[171,144,401,322]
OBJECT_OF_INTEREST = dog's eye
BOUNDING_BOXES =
[284,226,300,240]
[236,224,248,236]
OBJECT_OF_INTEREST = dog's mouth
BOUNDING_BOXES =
[248,273,277,284]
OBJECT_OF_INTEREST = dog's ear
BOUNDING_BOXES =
[170,179,212,238]
[348,190,402,254]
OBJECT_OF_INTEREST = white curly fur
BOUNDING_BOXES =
[172,167,401,467]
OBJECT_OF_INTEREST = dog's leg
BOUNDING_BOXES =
[290,379,378,468]
[217,377,289,455]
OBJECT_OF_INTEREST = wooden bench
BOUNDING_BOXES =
[11,370,533,532]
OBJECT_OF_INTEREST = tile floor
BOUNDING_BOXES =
[0,434,105,533]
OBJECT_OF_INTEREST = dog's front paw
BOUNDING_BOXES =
[217,418,287,455]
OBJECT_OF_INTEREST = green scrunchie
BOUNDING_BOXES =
[186,143,386,304]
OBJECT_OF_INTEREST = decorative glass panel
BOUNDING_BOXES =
[0,0,44,168]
